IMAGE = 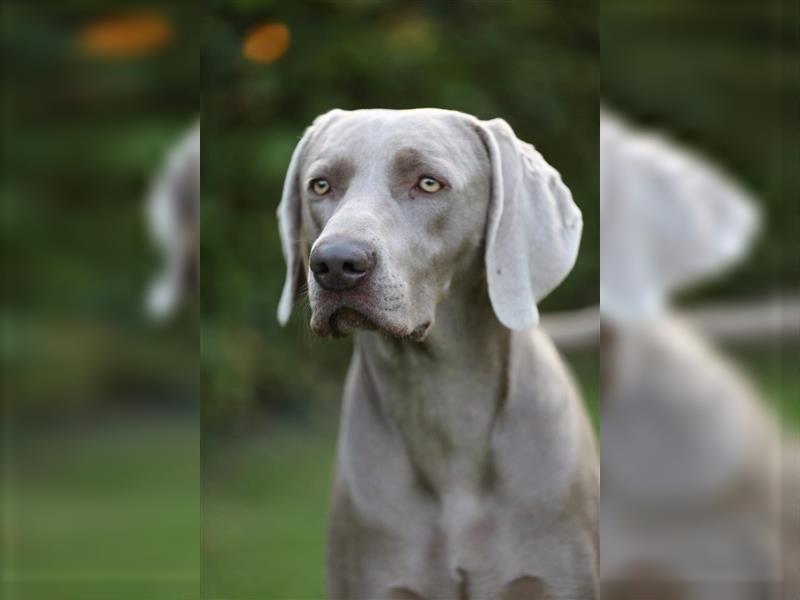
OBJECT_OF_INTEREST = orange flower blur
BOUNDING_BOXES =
[77,12,172,58]
[242,22,290,65]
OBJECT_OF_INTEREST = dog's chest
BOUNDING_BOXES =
[374,489,584,599]
[337,338,594,597]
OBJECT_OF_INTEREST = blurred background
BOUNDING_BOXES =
[3,0,797,599]
[1,2,199,599]
[602,0,799,436]
[601,0,799,597]
[202,2,597,598]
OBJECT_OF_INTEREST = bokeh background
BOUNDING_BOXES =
[601,1,800,594]
[2,3,199,599]
[2,1,797,599]
[602,0,799,426]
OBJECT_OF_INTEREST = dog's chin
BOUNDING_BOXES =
[329,307,378,337]
[310,305,431,341]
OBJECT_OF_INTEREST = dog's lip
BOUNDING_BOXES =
[311,296,384,337]
[312,298,430,341]
[329,307,378,336]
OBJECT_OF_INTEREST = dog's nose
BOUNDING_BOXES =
[309,239,375,291]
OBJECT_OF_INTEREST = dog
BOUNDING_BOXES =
[599,110,783,600]
[277,108,598,599]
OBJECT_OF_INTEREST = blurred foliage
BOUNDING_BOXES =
[2,2,199,416]
[4,1,796,428]
[202,0,598,428]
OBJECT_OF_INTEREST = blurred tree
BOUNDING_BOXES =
[2,3,200,414]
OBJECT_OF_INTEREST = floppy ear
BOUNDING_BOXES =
[599,111,759,324]
[477,118,583,330]
[276,130,311,326]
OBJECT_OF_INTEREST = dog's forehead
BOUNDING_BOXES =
[308,109,481,164]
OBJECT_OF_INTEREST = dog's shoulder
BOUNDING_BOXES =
[510,327,584,408]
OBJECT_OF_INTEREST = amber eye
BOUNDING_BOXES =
[418,176,442,193]
[310,178,331,195]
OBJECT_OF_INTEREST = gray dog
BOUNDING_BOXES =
[277,109,598,599]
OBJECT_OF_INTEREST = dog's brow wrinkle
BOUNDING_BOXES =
[308,156,355,184]
[393,147,424,167]
[391,147,429,180]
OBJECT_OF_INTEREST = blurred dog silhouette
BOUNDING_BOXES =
[145,122,200,320]
[599,109,792,600]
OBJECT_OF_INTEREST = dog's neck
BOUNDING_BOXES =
[357,277,510,378]
[353,279,511,493]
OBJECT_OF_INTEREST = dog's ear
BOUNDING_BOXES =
[477,118,582,330]
[599,112,759,324]
[276,129,312,326]
[277,110,347,325]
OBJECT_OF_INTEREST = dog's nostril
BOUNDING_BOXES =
[342,261,366,275]
[310,260,329,275]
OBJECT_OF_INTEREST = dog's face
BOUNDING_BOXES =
[277,108,583,337]
[301,110,490,338]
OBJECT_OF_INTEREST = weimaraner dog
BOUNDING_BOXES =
[599,111,784,600]
[277,109,598,599]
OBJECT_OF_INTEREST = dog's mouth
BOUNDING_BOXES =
[329,307,378,337]
[311,301,431,341]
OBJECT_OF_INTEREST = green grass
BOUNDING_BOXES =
[3,347,796,600]
[203,426,336,600]
[2,416,200,600]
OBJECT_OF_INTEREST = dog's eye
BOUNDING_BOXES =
[418,176,442,193]
[310,178,331,195]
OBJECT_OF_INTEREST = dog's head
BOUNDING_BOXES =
[600,110,759,326]
[277,108,582,338]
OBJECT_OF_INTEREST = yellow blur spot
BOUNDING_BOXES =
[387,14,437,56]
[77,12,172,58]
[243,22,290,65]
